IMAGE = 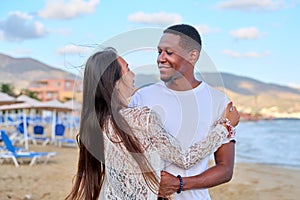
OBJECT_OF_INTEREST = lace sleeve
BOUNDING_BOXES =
[146,110,228,169]
[122,107,229,170]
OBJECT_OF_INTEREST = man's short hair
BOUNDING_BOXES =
[164,24,202,52]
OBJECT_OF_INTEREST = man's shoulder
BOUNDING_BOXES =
[203,82,228,99]
[201,82,229,111]
[136,82,165,94]
[130,82,165,106]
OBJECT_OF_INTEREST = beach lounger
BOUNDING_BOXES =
[0,130,57,167]
[54,124,77,147]
[33,125,50,146]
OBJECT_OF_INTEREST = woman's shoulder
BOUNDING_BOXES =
[120,106,160,126]
[121,106,151,115]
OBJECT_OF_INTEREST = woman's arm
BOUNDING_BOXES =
[147,102,239,169]
[146,111,229,169]
[122,102,239,170]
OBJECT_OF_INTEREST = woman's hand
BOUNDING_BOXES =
[224,102,240,127]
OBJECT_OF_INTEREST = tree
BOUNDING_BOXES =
[22,89,40,101]
[0,83,15,97]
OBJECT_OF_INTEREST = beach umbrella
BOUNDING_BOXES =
[0,98,73,149]
[16,94,41,104]
[0,92,21,105]
[63,100,82,111]
[0,103,39,149]
[39,100,73,141]
[17,95,45,123]
[63,100,82,136]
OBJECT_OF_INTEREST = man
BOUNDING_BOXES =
[130,24,237,199]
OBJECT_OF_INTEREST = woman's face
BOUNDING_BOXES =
[116,56,136,102]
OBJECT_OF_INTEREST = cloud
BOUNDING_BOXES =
[222,49,241,57]
[128,12,182,26]
[217,0,286,11]
[0,31,4,41]
[38,0,100,19]
[51,28,72,36]
[11,48,33,55]
[230,27,260,39]
[57,44,91,55]
[0,11,48,42]
[195,25,220,35]
[244,52,263,58]
[222,49,269,58]
[287,83,300,90]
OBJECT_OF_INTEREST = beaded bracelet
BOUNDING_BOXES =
[177,175,183,194]
[224,118,236,138]
[215,117,236,138]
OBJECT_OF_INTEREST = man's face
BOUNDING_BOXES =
[157,33,191,82]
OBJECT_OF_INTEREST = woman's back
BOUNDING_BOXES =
[100,107,162,199]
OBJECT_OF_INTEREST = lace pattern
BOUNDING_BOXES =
[100,107,229,200]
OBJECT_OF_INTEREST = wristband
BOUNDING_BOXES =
[215,117,236,138]
[176,175,183,194]
[225,118,236,138]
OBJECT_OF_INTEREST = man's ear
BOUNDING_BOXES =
[189,49,199,64]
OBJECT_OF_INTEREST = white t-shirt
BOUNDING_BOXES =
[130,81,230,200]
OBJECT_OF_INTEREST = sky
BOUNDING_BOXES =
[0,0,300,88]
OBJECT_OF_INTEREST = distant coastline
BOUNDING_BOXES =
[239,112,300,121]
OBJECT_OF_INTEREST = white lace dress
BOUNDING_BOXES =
[99,107,228,200]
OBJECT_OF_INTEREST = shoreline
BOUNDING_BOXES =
[240,113,300,121]
[0,145,299,200]
[236,160,300,171]
[210,162,300,200]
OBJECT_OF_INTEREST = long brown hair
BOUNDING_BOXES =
[66,48,159,200]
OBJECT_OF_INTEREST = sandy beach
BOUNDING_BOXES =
[0,144,299,200]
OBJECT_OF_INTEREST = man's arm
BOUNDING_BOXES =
[159,141,235,196]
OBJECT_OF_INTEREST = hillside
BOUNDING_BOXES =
[195,72,300,119]
[134,72,300,119]
[196,72,300,97]
[0,53,76,91]
[0,53,299,119]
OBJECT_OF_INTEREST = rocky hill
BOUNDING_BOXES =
[196,72,300,119]
[0,53,76,91]
[1,53,299,119]
[135,72,300,119]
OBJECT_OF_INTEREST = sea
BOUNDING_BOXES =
[235,118,300,170]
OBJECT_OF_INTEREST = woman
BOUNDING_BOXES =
[66,48,239,200]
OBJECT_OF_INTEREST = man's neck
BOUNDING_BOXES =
[165,76,201,91]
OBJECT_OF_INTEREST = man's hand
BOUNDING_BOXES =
[158,171,179,197]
